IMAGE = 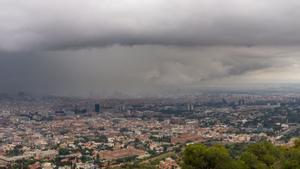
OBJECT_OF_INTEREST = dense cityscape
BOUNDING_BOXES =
[1,90,300,168]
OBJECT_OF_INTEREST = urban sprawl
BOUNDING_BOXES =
[0,91,300,168]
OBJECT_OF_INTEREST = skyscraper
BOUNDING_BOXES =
[95,104,100,113]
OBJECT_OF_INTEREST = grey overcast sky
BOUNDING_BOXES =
[1,0,300,96]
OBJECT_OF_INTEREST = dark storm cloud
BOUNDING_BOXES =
[1,0,300,96]
[1,0,300,52]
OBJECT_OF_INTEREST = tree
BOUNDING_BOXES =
[280,145,300,169]
[182,144,207,169]
[58,147,70,155]
[293,138,300,148]
[242,141,281,168]
[281,151,300,169]
[182,144,247,169]
[240,152,268,169]
[6,145,24,157]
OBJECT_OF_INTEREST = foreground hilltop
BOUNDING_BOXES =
[120,139,300,169]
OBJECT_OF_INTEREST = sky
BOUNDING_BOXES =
[1,0,300,97]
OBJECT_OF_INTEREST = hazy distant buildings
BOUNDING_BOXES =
[187,104,194,112]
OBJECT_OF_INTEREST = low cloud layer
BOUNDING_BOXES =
[2,0,300,51]
[1,0,300,96]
